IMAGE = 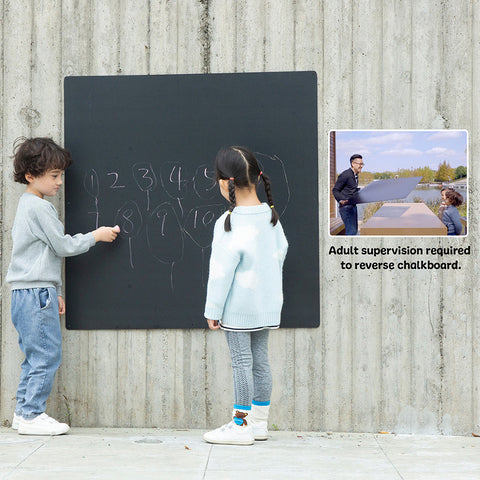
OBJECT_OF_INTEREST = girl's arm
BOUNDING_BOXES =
[441,210,451,227]
[442,209,463,235]
[452,209,463,235]
[204,241,240,322]
[437,203,446,220]
[277,222,289,265]
[207,319,220,330]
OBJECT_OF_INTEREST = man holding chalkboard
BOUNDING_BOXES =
[332,154,363,235]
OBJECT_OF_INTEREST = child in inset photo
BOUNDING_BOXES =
[6,137,120,436]
[203,146,288,445]
[441,188,464,235]
[437,186,450,221]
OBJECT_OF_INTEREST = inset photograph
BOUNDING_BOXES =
[329,130,468,236]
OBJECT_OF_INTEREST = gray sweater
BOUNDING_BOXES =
[6,193,96,295]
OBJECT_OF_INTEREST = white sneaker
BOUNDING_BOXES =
[251,420,268,441]
[11,413,22,430]
[203,421,254,445]
[18,413,70,436]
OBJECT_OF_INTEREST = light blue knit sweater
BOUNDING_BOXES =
[204,203,288,331]
[6,193,96,296]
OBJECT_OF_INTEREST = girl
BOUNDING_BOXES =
[203,146,288,446]
[442,188,464,235]
[437,186,450,221]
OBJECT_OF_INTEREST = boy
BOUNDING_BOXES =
[6,137,119,435]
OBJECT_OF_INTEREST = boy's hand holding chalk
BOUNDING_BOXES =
[92,225,120,243]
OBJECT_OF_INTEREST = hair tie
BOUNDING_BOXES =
[270,205,274,209]
[228,211,232,215]
[229,177,234,181]
[259,171,263,176]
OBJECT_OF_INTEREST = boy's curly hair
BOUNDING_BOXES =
[13,137,72,184]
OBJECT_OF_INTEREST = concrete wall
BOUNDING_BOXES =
[0,0,478,434]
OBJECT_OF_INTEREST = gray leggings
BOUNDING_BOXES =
[225,329,272,407]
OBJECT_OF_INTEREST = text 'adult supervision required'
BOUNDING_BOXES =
[329,245,470,271]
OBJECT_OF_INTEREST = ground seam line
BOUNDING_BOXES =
[202,444,214,479]
[3,440,48,479]
[373,434,405,480]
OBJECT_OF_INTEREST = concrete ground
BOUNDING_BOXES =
[0,428,479,480]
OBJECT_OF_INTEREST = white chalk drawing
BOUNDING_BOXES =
[160,162,189,217]
[184,204,224,286]
[255,152,290,217]
[114,201,143,269]
[146,202,184,290]
[132,162,157,211]
[107,171,126,189]
[84,169,100,229]
[184,204,224,249]
[80,154,288,289]
[193,164,217,199]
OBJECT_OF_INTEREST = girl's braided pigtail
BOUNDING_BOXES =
[260,172,279,226]
[224,177,236,231]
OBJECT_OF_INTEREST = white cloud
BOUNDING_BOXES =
[236,270,258,289]
[336,132,415,161]
[335,142,371,156]
[381,148,422,156]
[209,258,225,280]
[426,147,456,156]
[427,131,464,141]
[228,225,259,251]
[365,132,414,146]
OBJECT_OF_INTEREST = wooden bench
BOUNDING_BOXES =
[330,217,345,235]
[461,217,467,235]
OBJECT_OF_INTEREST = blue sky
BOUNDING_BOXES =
[334,130,467,173]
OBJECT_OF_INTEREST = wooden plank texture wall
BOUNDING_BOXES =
[0,0,478,434]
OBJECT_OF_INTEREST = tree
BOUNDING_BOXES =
[359,171,374,184]
[436,161,455,182]
[455,165,467,180]
[414,166,435,183]
[374,171,393,179]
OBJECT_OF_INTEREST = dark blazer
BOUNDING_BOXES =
[332,168,360,204]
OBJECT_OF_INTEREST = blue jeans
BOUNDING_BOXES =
[339,204,358,235]
[11,288,62,419]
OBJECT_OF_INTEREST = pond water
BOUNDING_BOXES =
[356,184,467,221]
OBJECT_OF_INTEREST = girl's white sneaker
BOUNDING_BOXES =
[251,420,268,441]
[203,421,254,445]
[18,413,70,436]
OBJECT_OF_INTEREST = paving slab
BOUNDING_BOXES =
[0,428,479,479]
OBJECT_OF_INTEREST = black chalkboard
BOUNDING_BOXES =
[64,72,319,329]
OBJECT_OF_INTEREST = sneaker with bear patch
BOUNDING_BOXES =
[203,411,254,445]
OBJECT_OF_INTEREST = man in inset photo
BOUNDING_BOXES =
[332,154,363,235]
